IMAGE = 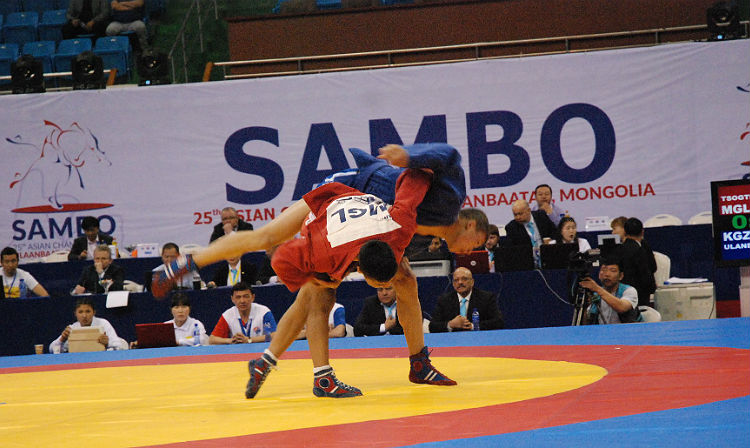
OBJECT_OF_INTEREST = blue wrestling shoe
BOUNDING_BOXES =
[151,254,198,299]
[409,346,457,386]
[245,353,277,399]
[312,367,363,398]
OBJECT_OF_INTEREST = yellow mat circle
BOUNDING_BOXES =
[0,357,606,447]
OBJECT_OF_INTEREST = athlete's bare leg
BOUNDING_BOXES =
[391,258,426,356]
[192,200,311,267]
[266,282,320,358]
[305,286,336,368]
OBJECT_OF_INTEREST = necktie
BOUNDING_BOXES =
[230,268,238,285]
[526,222,537,247]
[460,297,468,317]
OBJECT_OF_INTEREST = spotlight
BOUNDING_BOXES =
[11,55,45,94]
[707,1,741,41]
[72,51,105,90]
[137,50,170,86]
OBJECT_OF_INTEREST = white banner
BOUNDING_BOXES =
[1,40,748,261]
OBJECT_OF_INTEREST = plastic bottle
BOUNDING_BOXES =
[471,308,480,331]
[111,238,120,258]
[18,278,27,298]
[193,322,201,346]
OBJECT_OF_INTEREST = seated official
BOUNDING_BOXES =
[504,200,558,267]
[429,267,503,332]
[298,302,347,339]
[207,254,258,288]
[531,184,567,226]
[50,297,128,353]
[73,245,125,295]
[610,216,627,241]
[558,217,592,253]
[257,246,279,284]
[152,243,200,290]
[354,285,403,336]
[209,207,254,243]
[209,282,277,344]
[68,216,114,261]
[1,247,49,298]
[578,257,641,324]
[165,293,209,346]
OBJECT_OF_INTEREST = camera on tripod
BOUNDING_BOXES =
[567,250,598,279]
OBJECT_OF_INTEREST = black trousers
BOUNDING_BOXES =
[62,20,109,40]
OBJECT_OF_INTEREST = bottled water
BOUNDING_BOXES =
[193,322,201,346]
[471,308,480,331]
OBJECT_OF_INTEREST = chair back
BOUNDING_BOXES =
[653,251,671,287]
[688,211,713,225]
[644,213,682,228]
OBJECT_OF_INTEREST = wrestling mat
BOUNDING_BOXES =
[1,318,748,447]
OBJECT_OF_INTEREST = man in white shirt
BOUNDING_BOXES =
[1,247,49,298]
[209,282,277,344]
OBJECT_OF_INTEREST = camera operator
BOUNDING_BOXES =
[578,257,640,325]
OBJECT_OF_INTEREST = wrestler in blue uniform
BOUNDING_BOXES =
[321,143,466,227]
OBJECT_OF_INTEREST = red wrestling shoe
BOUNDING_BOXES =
[245,353,277,399]
[151,254,197,299]
[409,346,457,386]
[312,367,363,398]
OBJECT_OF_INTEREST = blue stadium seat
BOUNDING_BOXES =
[317,0,342,9]
[380,0,413,4]
[22,40,55,74]
[38,8,65,41]
[0,43,20,85]
[93,36,130,79]
[0,2,20,18]
[3,11,38,45]
[21,0,56,15]
[52,37,90,73]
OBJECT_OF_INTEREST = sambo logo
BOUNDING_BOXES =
[7,120,112,213]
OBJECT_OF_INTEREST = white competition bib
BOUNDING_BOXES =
[325,194,401,248]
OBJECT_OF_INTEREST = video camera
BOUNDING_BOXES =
[567,250,598,278]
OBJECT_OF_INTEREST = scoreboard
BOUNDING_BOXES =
[711,179,750,267]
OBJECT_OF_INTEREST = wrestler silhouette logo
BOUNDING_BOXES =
[7,120,112,212]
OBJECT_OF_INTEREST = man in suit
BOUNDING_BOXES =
[354,285,404,336]
[68,216,114,261]
[209,207,254,243]
[73,245,124,294]
[617,218,657,307]
[504,200,558,267]
[429,267,503,332]
[207,254,258,288]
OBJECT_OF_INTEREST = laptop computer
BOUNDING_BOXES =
[494,245,535,272]
[135,322,177,349]
[597,234,621,259]
[540,243,579,269]
[454,251,490,274]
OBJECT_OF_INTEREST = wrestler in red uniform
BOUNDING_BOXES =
[247,168,456,398]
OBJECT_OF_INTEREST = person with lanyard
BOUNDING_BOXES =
[207,255,258,288]
[1,247,49,298]
[209,282,277,344]
[504,199,558,268]
[354,285,404,336]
